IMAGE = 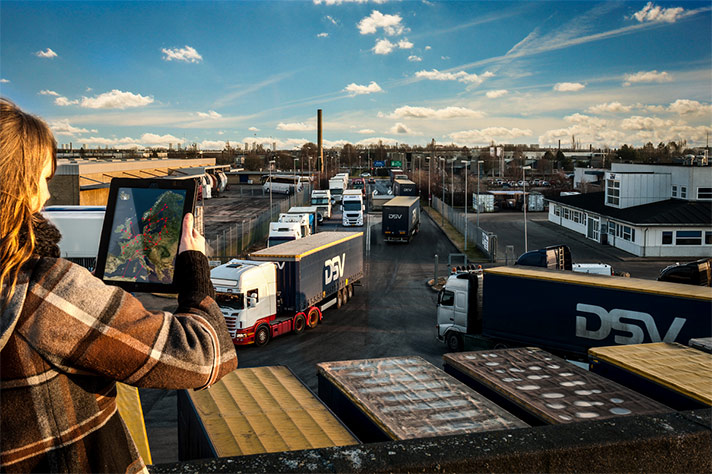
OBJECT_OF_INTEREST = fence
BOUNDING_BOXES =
[432,196,497,261]
[205,185,312,262]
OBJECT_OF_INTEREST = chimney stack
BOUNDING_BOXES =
[318,109,323,173]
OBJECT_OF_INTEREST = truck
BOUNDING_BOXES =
[388,169,404,186]
[393,179,417,196]
[310,189,332,222]
[41,205,106,270]
[329,176,347,203]
[341,189,365,227]
[285,206,319,234]
[435,265,712,357]
[382,196,420,243]
[211,231,364,346]
[351,177,365,195]
[266,213,311,248]
[657,257,711,286]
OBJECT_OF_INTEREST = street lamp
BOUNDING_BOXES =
[293,158,299,194]
[522,165,532,252]
[462,160,470,251]
[269,159,275,218]
[476,160,483,229]
[451,159,454,206]
[439,157,445,224]
[427,156,431,208]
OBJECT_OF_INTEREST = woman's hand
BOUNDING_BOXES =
[178,213,206,254]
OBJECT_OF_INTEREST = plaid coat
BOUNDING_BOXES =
[0,252,238,472]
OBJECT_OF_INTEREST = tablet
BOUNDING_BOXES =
[94,177,197,293]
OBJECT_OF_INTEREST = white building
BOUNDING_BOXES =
[547,163,712,257]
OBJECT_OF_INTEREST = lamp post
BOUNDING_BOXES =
[439,157,445,225]
[427,156,431,208]
[293,158,299,194]
[451,159,454,206]
[462,160,469,251]
[269,159,275,218]
[476,160,483,229]
[522,165,532,252]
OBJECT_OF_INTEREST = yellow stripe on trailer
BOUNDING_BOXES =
[186,366,357,457]
[116,383,152,464]
[589,343,712,405]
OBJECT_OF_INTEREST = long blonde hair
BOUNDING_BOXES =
[0,98,57,305]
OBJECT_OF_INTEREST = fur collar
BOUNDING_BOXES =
[19,214,62,258]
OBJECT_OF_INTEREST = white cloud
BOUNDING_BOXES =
[587,102,632,114]
[200,140,232,150]
[382,105,484,120]
[344,81,383,95]
[50,119,92,136]
[317,32,329,38]
[326,15,338,25]
[35,48,57,58]
[389,123,415,134]
[408,55,422,62]
[441,56,450,60]
[640,103,667,113]
[397,39,413,49]
[425,45,431,50]
[140,133,183,146]
[161,45,203,63]
[357,129,375,134]
[564,113,607,128]
[197,110,222,119]
[668,99,712,115]
[0,78,9,83]
[39,89,60,96]
[486,89,508,98]
[620,115,674,131]
[358,10,404,36]
[277,122,315,131]
[450,127,533,144]
[356,136,399,146]
[248,127,260,132]
[54,96,79,106]
[80,90,154,109]
[415,69,494,85]
[314,0,386,4]
[623,70,671,86]
[553,82,585,92]
[373,39,395,55]
[632,2,685,23]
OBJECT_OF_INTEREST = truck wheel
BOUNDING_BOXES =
[446,332,463,352]
[336,290,343,309]
[255,325,270,346]
[293,313,306,334]
[347,284,354,300]
[307,307,320,328]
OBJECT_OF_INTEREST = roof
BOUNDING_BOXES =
[249,231,362,259]
[384,196,419,207]
[548,192,712,226]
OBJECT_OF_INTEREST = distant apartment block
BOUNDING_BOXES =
[547,163,712,257]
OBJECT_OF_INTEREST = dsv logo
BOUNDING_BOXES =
[575,303,686,345]
[324,254,346,284]
[388,214,402,219]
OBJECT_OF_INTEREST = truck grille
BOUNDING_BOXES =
[223,314,238,338]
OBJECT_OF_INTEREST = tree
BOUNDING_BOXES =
[617,144,638,162]
[243,152,262,171]
[556,150,572,171]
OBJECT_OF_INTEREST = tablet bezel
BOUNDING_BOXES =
[94,177,197,293]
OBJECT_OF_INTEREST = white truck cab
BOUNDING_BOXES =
[436,268,482,351]
[267,213,311,247]
[310,189,332,222]
[342,189,364,226]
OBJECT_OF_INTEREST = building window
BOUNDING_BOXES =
[676,230,702,245]
[615,223,635,242]
[698,187,712,200]
[680,186,687,199]
[662,231,673,245]
[672,185,678,198]
[563,208,570,220]
[607,179,620,206]
[609,221,616,236]
[706,231,712,245]
[554,205,560,216]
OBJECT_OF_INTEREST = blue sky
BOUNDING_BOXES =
[1,0,710,150]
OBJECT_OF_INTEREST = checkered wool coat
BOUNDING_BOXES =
[1,247,237,472]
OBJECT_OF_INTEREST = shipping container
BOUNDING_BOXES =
[527,192,545,212]
[382,196,420,243]
[317,356,527,443]
[393,179,417,196]
[443,348,671,426]
[472,193,495,213]
[178,366,358,461]
[589,342,712,410]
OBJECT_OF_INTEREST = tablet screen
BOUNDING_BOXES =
[102,186,186,285]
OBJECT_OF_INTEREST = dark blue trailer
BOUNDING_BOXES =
[382,196,420,243]
[393,179,417,196]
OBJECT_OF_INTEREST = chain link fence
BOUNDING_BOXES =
[432,196,497,262]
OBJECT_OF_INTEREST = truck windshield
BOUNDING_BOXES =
[268,236,295,247]
[343,201,361,211]
[438,290,454,306]
[216,292,244,309]
[331,189,343,195]
[311,198,329,205]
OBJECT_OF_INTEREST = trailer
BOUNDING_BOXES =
[393,179,417,196]
[178,366,358,461]
[41,205,106,270]
[211,232,363,346]
[316,356,526,443]
[382,196,420,243]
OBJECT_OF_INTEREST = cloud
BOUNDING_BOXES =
[0,78,9,83]
[248,126,260,132]
[161,45,203,63]
[80,90,154,109]
[587,102,632,114]
[553,82,585,92]
[54,96,79,106]
[623,70,671,86]
[620,115,674,131]
[382,105,484,120]
[450,127,533,145]
[326,15,338,25]
[50,119,93,136]
[632,2,685,23]
[358,10,405,36]
[408,55,422,62]
[357,129,375,134]
[668,99,712,115]
[486,89,508,98]
[317,32,329,38]
[389,123,415,134]
[425,45,431,50]
[197,110,222,119]
[200,140,233,150]
[355,136,399,146]
[277,122,315,131]
[373,39,395,55]
[564,113,607,127]
[39,89,60,96]
[140,133,183,146]
[35,48,57,58]
[314,0,386,4]
[344,81,383,95]
[415,69,494,85]
[397,39,413,49]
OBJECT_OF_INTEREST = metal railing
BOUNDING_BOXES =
[431,196,497,261]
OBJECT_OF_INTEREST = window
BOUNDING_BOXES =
[554,205,560,216]
[607,179,620,206]
[615,223,635,241]
[681,186,687,199]
[706,231,712,245]
[662,231,673,245]
[439,290,454,306]
[672,185,678,198]
[247,288,259,303]
[676,230,702,245]
[609,221,616,236]
[563,208,570,220]
[698,187,712,200]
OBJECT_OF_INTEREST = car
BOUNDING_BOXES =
[360,172,371,177]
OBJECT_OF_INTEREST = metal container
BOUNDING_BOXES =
[472,193,494,213]
[382,196,420,243]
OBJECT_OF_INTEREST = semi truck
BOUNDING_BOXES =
[382,196,420,243]
[211,232,364,346]
[436,265,712,357]
[329,176,347,203]
[266,213,311,248]
[342,189,365,226]
[393,179,417,196]
[285,206,319,234]
[310,189,332,222]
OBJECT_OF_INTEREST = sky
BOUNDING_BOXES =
[1,0,710,151]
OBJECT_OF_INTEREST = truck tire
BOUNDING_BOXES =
[347,284,354,300]
[255,325,270,346]
[293,313,306,334]
[307,307,320,328]
[336,289,343,309]
[446,332,463,352]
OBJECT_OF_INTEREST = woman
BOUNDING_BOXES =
[0,98,238,473]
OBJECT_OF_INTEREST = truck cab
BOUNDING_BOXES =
[342,189,364,226]
[310,189,332,222]
[328,178,345,203]
[436,268,482,351]
[211,260,278,345]
[285,206,318,234]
